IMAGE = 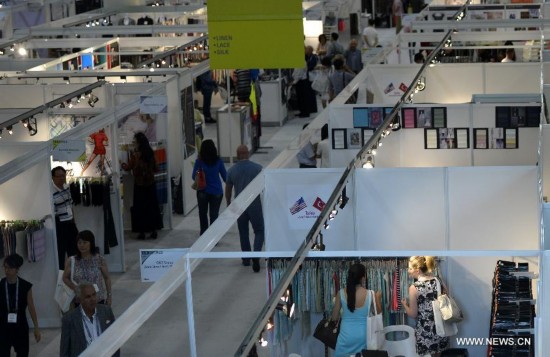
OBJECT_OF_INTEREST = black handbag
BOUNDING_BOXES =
[313,318,340,350]
[361,350,389,357]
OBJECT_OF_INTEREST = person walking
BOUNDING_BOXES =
[193,139,227,235]
[0,254,40,357]
[197,70,217,123]
[362,19,379,49]
[63,230,112,306]
[225,145,264,272]
[60,282,119,357]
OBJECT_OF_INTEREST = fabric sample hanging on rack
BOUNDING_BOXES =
[26,224,46,263]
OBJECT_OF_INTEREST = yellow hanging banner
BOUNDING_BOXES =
[208,0,305,69]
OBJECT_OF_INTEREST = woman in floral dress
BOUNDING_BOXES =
[402,256,449,356]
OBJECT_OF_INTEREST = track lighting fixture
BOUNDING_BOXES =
[59,102,65,109]
[76,95,82,103]
[363,156,374,169]
[339,187,349,209]
[9,44,14,52]
[323,220,330,230]
[17,47,27,56]
[312,232,325,251]
[63,77,70,84]
[120,76,127,83]
[0,129,2,139]
[21,119,28,127]
[275,286,294,318]
[27,117,37,136]
[6,125,13,135]
[88,94,99,107]
[416,77,426,92]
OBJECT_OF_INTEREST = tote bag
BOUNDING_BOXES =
[435,279,463,323]
[54,257,75,313]
[366,290,384,350]
[433,279,458,337]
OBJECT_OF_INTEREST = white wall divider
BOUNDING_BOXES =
[263,168,354,251]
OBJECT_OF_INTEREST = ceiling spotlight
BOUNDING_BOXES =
[363,157,374,169]
[10,44,15,52]
[312,232,325,251]
[0,49,4,55]
[63,77,70,84]
[161,59,166,65]
[323,220,330,230]
[17,47,27,56]
[6,125,13,135]
[0,129,2,138]
[339,187,349,209]
[76,95,82,103]
[67,101,73,109]
[88,94,99,107]
[21,119,28,127]
[27,117,37,136]
[120,76,127,83]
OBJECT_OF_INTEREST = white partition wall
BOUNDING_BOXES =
[263,168,354,251]
[0,149,60,327]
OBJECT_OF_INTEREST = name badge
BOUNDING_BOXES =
[7,313,17,324]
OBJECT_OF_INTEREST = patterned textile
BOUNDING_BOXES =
[413,279,449,355]
[27,227,46,262]
[72,255,107,301]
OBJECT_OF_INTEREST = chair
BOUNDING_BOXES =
[381,325,418,357]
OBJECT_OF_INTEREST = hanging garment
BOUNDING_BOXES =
[27,226,46,263]
[103,179,118,254]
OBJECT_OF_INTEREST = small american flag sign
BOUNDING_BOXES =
[289,197,307,215]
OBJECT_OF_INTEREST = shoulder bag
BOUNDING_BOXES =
[313,317,340,350]
[366,290,385,350]
[435,278,463,323]
[432,278,459,337]
[54,256,75,313]
[191,162,206,191]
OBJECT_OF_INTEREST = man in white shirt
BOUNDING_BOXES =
[52,166,78,270]
[362,19,379,49]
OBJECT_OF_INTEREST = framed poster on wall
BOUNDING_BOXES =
[438,128,456,149]
[369,107,383,129]
[455,128,470,149]
[353,108,369,128]
[332,129,347,149]
[505,128,518,149]
[348,129,362,149]
[474,128,489,149]
[417,108,432,128]
[432,107,447,128]
[495,107,511,128]
[489,128,504,149]
[424,128,439,149]
[402,108,416,128]
[362,129,374,146]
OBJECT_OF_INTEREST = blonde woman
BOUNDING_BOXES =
[402,256,449,357]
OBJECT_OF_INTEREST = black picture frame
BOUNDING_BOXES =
[526,106,541,127]
[454,128,470,149]
[424,128,439,149]
[504,128,519,149]
[332,128,347,149]
[402,107,417,129]
[353,108,370,128]
[362,129,374,146]
[474,128,489,149]
[495,106,511,128]
[417,108,432,128]
[432,107,447,128]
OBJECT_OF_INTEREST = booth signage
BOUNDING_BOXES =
[286,185,332,229]
[140,96,168,114]
[207,0,304,69]
[139,249,189,282]
[51,140,86,162]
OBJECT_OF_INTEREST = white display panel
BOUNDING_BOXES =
[355,167,447,250]
[448,166,539,250]
[263,168,354,251]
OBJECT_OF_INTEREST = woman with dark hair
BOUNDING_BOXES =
[121,131,162,239]
[0,254,40,357]
[63,230,112,306]
[330,263,382,356]
[192,139,227,235]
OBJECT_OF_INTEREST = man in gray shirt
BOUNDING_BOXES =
[225,145,264,272]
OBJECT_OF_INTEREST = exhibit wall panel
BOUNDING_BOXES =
[542,125,550,200]
[0,84,46,108]
[355,168,447,250]
[484,63,540,94]
[365,65,418,104]
[448,166,539,250]
[166,76,184,177]
[424,64,485,104]
[263,169,354,251]
[0,153,60,327]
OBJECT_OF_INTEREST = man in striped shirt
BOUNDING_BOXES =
[52,166,79,270]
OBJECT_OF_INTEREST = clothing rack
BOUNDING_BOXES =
[267,257,413,346]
